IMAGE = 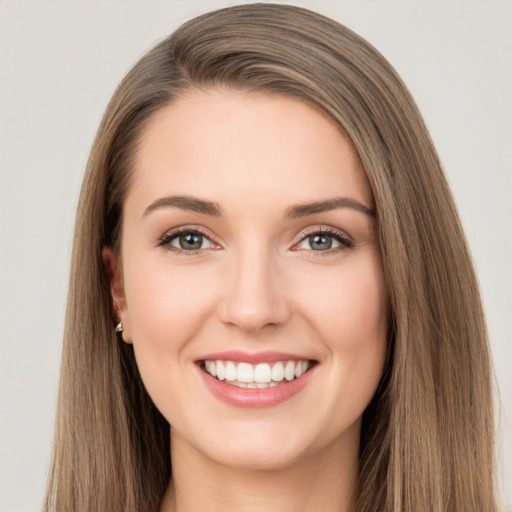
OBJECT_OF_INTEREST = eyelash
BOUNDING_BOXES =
[157,227,214,256]
[156,226,353,256]
[293,227,353,255]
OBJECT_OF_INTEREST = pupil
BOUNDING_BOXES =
[180,233,202,250]
[310,234,332,251]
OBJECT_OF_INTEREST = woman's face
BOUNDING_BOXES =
[111,89,390,470]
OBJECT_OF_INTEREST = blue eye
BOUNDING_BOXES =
[295,230,352,252]
[307,233,335,251]
[158,229,216,252]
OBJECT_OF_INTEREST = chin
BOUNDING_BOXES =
[182,416,334,473]
[207,440,307,472]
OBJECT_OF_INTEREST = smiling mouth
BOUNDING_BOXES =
[200,359,315,389]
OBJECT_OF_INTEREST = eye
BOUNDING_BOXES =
[158,229,218,253]
[293,229,352,253]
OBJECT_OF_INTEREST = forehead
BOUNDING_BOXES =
[127,88,373,215]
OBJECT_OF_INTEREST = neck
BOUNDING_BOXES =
[160,425,360,512]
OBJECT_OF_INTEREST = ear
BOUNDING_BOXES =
[102,246,132,343]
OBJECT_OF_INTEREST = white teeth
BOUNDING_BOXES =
[229,381,248,388]
[285,361,295,381]
[204,359,311,386]
[237,362,254,383]
[216,360,226,381]
[271,362,285,381]
[254,363,272,383]
[295,361,308,378]
[225,361,237,381]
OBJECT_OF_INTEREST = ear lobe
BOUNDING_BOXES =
[102,246,132,343]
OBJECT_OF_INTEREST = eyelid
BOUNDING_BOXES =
[297,225,353,241]
[291,225,353,253]
[157,225,222,253]
[156,224,353,255]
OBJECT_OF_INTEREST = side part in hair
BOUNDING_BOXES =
[44,5,496,512]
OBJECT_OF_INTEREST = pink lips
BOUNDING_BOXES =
[196,351,316,408]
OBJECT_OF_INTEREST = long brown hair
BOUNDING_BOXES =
[44,4,496,511]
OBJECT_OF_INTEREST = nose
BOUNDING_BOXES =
[218,246,291,333]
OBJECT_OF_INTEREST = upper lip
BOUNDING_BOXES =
[196,351,315,364]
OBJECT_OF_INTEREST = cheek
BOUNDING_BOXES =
[121,254,219,402]
[303,258,390,346]
[124,255,217,344]
[302,258,390,406]
[122,258,220,418]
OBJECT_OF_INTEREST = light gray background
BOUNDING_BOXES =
[1,1,511,510]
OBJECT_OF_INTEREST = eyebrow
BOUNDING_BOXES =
[143,195,223,217]
[285,197,375,218]
[143,194,375,219]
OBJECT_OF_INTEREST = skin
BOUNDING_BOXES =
[104,89,390,512]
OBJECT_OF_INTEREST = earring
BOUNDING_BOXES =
[116,321,124,333]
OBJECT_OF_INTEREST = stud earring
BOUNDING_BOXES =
[115,322,124,333]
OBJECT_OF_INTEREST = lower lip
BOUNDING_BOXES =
[198,365,315,408]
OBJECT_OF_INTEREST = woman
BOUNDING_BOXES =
[43,4,497,511]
